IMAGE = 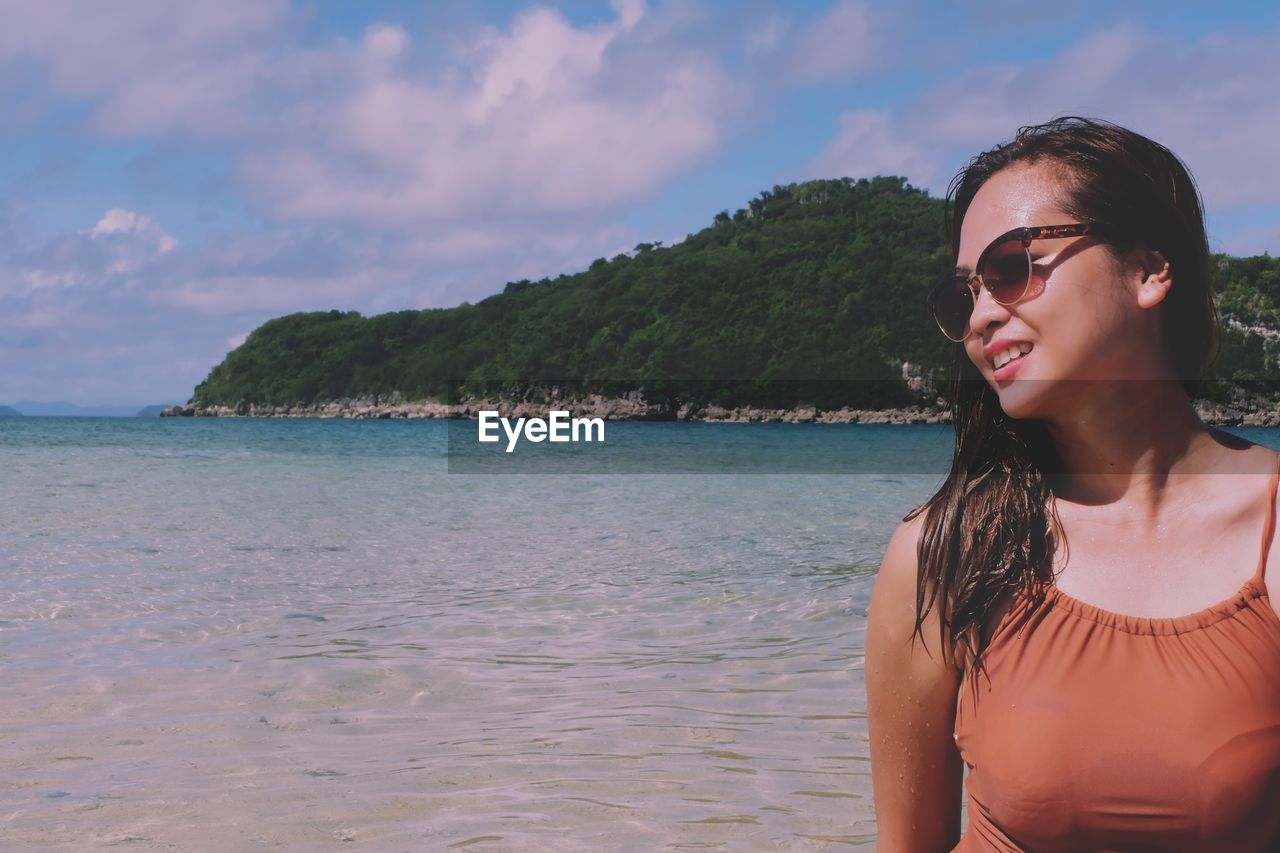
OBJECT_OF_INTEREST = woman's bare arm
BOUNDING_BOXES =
[865,512,964,852]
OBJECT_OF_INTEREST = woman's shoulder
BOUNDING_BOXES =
[1202,429,1280,471]
[870,509,967,673]
[1193,437,1280,506]
[865,504,962,671]
[876,510,928,599]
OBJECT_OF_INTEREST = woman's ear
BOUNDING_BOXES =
[1134,248,1173,310]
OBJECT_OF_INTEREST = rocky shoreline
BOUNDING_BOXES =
[161,393,1280,427]
[162,394,953,424]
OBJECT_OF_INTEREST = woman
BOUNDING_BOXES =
[865,116,1280,851]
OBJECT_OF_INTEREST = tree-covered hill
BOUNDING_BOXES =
[191,177,1280,411]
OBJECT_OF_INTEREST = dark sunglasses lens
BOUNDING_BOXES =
[929,277,971,340]
[981,241,1031,304]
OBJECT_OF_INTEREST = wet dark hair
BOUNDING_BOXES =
[905,116,1220,671]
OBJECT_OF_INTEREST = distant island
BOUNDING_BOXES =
[0,405,22,417]
[176,176,1280,423]
[5,401,178,417]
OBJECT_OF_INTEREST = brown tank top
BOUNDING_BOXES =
[952,453,1280,851]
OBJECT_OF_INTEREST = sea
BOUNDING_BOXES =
[2,418,1275,851]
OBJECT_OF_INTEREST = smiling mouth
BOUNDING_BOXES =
[992,343,1033,371]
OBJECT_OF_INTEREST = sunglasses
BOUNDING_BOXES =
[926,223,1108,341]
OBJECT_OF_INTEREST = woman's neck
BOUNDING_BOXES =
[1040,380,1227,511]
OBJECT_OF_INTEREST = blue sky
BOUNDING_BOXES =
[2,0,1279,406]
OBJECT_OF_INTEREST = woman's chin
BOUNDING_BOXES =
[991,380,1053,421]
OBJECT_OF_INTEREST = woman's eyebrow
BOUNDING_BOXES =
[954,264,973,276]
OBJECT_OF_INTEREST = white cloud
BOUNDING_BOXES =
[806,109,937,187]
[9,299,68,331]
[808,21,1280,215]
[88,209,145,238]
[783,0,878,83]
[89,208,178,261]
[0,1,750,236]
[361,24,408,64]
[237,2,739,224]
[154,269,401,316]
[19,268,79,294]
[87,208,177,278]
[0,0,287,138]
[0,1,882,261]
[743,13,790,57]
[7,208,177,296]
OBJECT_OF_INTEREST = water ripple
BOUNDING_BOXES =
[0,418,959,849]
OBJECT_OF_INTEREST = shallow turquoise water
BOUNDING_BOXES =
[1,418,1275,850]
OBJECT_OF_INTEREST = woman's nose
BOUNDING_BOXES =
[967,281,1012,338]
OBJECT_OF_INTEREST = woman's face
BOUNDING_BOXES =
[957,162,1165,421]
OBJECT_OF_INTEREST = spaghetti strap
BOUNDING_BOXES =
[1253,452,1280,585]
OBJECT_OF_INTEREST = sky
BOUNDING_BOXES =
[2,0,1279,407]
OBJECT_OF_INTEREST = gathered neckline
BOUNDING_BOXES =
[1026,449,1280,637]
[1036,576,1271,636]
